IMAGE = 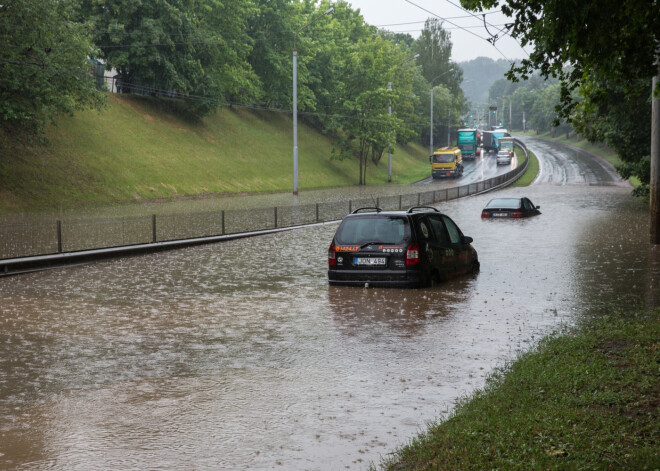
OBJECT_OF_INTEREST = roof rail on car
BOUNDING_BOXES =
[406,206,439,213]
[351,207,382,214]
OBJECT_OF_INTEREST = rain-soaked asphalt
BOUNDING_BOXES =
[1,137,658,470]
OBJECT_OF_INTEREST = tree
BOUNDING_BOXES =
[462,0,659,117]
[462,0,659,242]
[247,0,299,108]
[0,0,105,138]
[413,18,467,147]
[571,75,652,196]
[414,18,462,92]
[331,36,416,185]
[78,0,258,116]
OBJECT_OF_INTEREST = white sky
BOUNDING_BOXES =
[344,0,531,63]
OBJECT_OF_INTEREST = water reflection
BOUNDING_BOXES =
[0,185,657,470]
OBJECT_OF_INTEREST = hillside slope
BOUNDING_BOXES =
[0,94,431,213]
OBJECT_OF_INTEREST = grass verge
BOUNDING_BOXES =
[378,307,660,470]
[0,94,431,213]
[512,147,539,187]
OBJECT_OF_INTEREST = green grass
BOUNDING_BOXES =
[377,308,660,470]
[512,147,539,187]
[0,94,431,213]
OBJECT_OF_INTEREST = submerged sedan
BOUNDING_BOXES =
[481,197,541,219]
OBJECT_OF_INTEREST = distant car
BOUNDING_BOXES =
[328,206,479,288]
[481,197,541,219]
[496,148,513,165]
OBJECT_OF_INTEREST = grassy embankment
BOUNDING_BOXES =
[0,94,431,213]
[512,146,539,187]
[378,308,660,470]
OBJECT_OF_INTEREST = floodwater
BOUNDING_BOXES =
[1,137,659,470]
[2,183,657,470]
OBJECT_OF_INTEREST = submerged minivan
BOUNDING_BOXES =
[328,206,479,288]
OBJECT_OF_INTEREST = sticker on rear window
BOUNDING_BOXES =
[336,245,360,252]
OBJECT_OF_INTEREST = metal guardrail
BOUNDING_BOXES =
[0,141,528,275]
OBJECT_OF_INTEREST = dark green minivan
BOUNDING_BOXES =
[328,206,479,288]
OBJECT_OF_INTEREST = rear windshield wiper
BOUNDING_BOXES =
[359,241,393,248]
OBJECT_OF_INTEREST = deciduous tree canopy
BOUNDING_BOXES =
[0,0,105,136]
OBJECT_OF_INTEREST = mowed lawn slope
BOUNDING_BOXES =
[0,94,431,212]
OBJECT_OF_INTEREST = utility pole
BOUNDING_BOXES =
[447,108,450,146]
[651,53,660,244]
[388,81,392,182]
[509,101,512,130]
[292,7,334,195]
[429,88,434,156]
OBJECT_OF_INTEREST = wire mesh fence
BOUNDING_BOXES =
[0,141,528,261]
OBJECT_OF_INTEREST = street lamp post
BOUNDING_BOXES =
[429,69,453,156]
[292,7,334,195]
[387,53,419,182]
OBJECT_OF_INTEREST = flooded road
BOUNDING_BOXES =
[1,141,658,470]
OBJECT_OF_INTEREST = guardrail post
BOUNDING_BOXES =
[274,207,278,228]
[57,220,62,253]
[316,203,319,223]
[221,210,225,235]
[398,195,402,210]
[349,200,352,213]
[152,214,157,243]
[376,197,379,208]
[417,193,421,205]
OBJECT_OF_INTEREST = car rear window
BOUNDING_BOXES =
[486,198,520,209]
[335,216,409,245]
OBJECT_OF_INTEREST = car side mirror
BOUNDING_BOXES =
[536,206,540,209]
[462,236,473,244]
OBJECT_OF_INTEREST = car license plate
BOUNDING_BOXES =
[354,257,386,266]
[493,212,508,217]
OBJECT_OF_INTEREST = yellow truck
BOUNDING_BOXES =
[430,147,464,179]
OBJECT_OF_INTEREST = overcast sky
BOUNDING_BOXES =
[344,0,531,64]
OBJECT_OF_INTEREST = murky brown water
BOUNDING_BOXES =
[1,180,657,470]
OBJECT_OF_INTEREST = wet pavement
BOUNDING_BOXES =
[1,139,658,470]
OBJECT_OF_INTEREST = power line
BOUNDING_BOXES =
[403,0,519,63]
[402,0,489,42]
[374,10,502,27]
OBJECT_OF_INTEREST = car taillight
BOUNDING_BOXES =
[511,210,523,218]
[406,243,419,266]
[481,210,490,218]
[328,243,337,266]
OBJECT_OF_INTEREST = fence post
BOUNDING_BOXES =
[376,196,379,208]
[349,200,352,213]
[417,193,421,205]
[316,203,319,223]
[274,207,278,228]
[57,220,62,253]
[221,210,225,235]
[399,195,402,210]
[152,214,157,243]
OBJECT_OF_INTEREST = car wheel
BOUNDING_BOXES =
[428,272,440,287]
[471,260,480,274]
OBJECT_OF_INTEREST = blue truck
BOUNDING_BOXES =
[456,128,478,160]
[482,129,510,153]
